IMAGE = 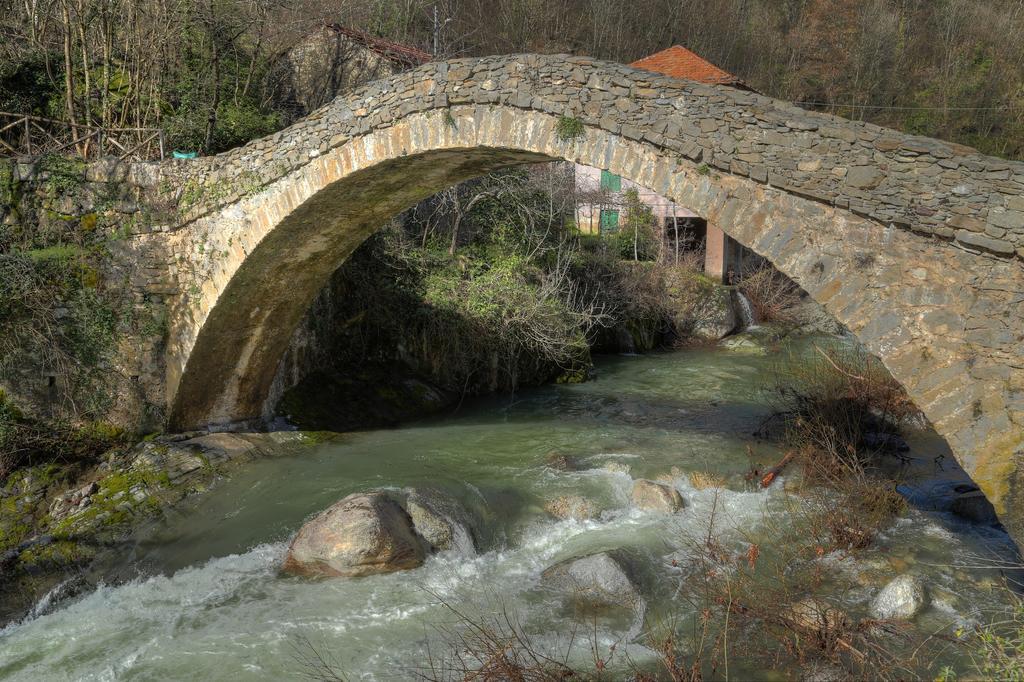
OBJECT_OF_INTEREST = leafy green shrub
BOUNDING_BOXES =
[609,189,660,261]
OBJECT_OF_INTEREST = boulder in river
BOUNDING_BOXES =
[950,490,999,526]
[544,451,580,471]
[601,461,631,476]
[542,550,644,613]
[632,479,684,513]
[544,495,597,521]
[683,285,737,341]
[405,487,477,554]
[718,332,768,354]
[283,492,426,578]
[869,574,928,620]
[784,597,849,636]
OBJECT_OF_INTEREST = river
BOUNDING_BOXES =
[0,343,1018,680]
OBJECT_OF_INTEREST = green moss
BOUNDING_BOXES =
[297,431,342,445]
[555,368,589,384]
[76,421,125,442]
[0,499,33,553]
[24,244,87,262]
[50,465,167,534]
[0,463,66,553]
[18,539,89,568]
[79,212,98,232]
[37,154,86,194]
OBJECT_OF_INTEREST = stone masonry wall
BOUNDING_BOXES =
[0,157,171,428]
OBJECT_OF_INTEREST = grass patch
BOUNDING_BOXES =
[555,115,585,141]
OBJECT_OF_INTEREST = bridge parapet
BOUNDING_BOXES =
[157,53,1024,262]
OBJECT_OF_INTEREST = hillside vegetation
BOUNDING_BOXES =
[0,0,1022,158]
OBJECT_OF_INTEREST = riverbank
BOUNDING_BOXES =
[0,429,334,623]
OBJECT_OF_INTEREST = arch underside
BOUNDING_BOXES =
[166,106,1023,538]
[168,146,555,431]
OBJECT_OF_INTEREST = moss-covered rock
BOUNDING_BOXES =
[0,429,321,625]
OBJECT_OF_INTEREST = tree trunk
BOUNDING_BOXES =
[203,0,221,154]
[60,1,81,155]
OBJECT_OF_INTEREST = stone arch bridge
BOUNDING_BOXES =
[53,55,1024,536]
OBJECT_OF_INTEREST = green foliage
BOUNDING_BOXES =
[555,115,585,141]
[0,51,55,114]
[159,21,284,154]
[164,100,281,154]
[37,155,86,194]
[611,188,659,261]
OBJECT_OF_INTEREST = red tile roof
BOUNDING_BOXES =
[325,24,432,68]
[630,46,746,87]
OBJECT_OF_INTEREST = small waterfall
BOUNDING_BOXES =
[735,291,757,331]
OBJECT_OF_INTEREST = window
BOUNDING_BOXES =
[600,169,621,192]
[599,209,620,233]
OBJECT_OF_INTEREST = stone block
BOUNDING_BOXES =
[988,208,1024,230]
[955,230,1015,255]
[946,215,985,232]
[845,166,884,189]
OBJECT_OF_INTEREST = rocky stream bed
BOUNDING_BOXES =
[0,342,1018,680]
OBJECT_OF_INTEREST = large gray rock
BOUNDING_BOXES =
[632,479,684,513]
[283,492,426,578]
[717,332,768,354]
[869,574,928,620]
[683,285,737,341]
[542,550,644,612]
[405,487,476,554]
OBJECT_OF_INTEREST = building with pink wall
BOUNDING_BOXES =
[574,46,760,282]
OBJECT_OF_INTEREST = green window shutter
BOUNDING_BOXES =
[600,169,621,192]
[600,209,620,233]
